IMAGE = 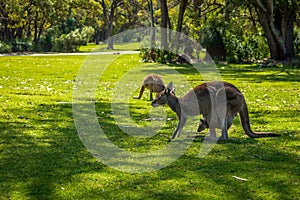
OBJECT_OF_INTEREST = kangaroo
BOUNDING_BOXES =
[201,85,245,140]
[133,74,165,101]
[197,87,239,139]
[151,81,280,140]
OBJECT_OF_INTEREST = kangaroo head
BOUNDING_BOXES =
[197,119,209,132]
[151,82,175,107]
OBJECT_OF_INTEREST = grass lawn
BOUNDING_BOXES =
[79,42,140,52]
[0,54,299,200]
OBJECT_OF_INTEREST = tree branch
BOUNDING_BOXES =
[256,0,268,14]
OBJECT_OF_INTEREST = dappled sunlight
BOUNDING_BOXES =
[0,54,299,199]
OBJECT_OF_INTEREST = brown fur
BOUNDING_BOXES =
[152,81,280,140]
[134,74,165,100]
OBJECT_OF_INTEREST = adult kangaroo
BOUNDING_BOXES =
[133,74,165,101]
[151,81,280,140]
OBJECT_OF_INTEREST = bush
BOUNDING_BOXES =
[32,38,52,52]
[0,42,12,53]
[140,47,180,64]
[223,32,269,63]
[11,40,32,52]
[200,22,226,61]
[51,26,95,52]
[31,31,53,52]
[52,29,85,52]
[81,26,95,45]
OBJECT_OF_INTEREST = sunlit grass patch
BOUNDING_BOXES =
[79,42,140,52]
[0,54,299,199]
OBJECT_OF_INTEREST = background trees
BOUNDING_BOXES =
[252,0,298,60]
[0,0,299,62]
[95,0,124,49]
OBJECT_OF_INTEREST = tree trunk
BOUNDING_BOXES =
[95,28,101,45]
[107,20,114,49]
[148,0,156,61]
[282,2,296,59]
[149,0,155,29]
[255,0,296,60]
[99,0,112,49]
[160,0,168,51]
[107,3,115,50]
[173,0,188,52]
[33,11,39,44]
[104,0,123,50]
[37,19,46,44]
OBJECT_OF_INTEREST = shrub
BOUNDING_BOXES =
[223,32,269,63]
[51,26,95,52]
[200,23,226,61]
[52,29,85,52]
[11,40,32,52]
[0,42,12,53]
[81,26,95,45]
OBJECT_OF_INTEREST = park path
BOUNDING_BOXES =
[0,51,139,57]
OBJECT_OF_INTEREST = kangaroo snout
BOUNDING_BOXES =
[151,101,159,107]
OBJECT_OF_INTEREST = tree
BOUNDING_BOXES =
[251,0,299,60]
[97,0,124,49]
[147,0,156,60]
[160,0,169,51]
[0,0,73,50]
[172,0,188,52]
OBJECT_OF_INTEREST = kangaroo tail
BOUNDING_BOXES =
[239,103,280,138]
[133,85,145,99]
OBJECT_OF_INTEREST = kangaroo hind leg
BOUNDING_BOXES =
[221,117,228,140]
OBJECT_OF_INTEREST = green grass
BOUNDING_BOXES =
[0,54,299,199]
[79,42,140,52]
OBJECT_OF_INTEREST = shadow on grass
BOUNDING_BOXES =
[134,63,300,86]
[1,99,299,199]
[168,139,300,200]
[219,65,300,83]
[0,101,170,198]
[0,102,106,199]
[1,53,299,199]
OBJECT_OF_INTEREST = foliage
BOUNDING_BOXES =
[192,2,271,63]
[140,47,179,64]
[0,42,12,53]
[0,0,299,59]
[223,31,269,63]
[52,27,95,52]
[199,20,226,61]
[52,30,81,52]
[0,54,299,199]
[10,39,32,52]
[0,0,103,52]
[249,0,299,60]
[81,26,95,45]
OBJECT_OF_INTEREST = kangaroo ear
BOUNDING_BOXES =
[166,82,174,94]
